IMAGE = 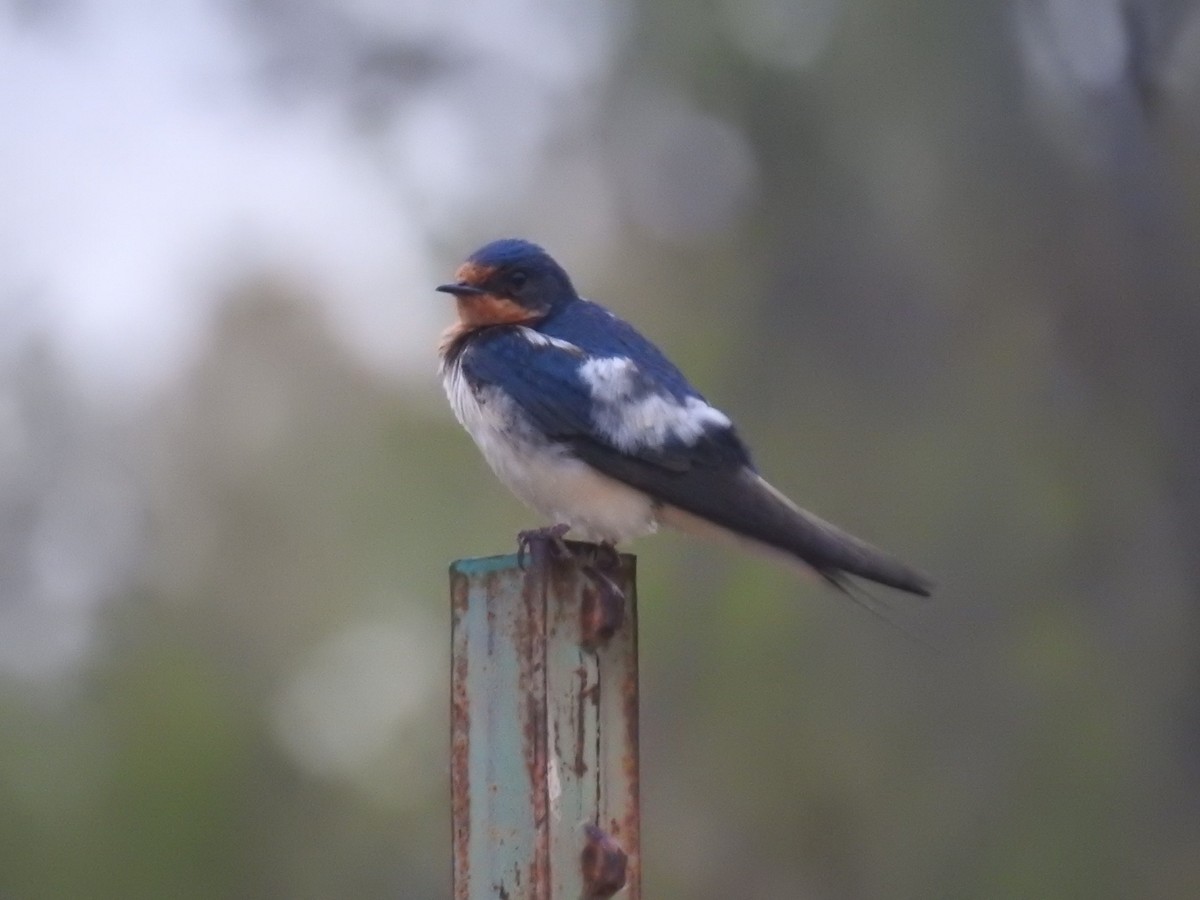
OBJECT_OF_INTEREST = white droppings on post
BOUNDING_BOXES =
[548,752,563,822]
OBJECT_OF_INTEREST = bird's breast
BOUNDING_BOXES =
[440,358,657,543]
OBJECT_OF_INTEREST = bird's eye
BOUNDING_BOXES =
[508,269,528,289]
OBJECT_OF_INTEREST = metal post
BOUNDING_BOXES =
[450,542,640,899]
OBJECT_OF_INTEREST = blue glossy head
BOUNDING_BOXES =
[437,239,578,317]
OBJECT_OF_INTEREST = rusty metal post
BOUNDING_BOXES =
[450,543,640,899]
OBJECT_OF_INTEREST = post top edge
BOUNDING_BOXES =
[449,543,636,575]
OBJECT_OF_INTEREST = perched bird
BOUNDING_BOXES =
[437,238,931,597]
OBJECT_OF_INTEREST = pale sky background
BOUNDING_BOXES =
[0,0,638,678]
[0,0,631,405]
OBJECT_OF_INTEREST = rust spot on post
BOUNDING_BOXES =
[519,555,551,894]
[573,675,597,778]
[450,570,472,900]
[619,555,641,892]
[581,824,628,898]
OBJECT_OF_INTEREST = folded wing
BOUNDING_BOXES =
[459,318,931,596]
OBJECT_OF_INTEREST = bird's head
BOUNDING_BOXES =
[437,239,578,329]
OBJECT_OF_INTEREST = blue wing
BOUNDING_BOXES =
[456,300,752,473]
[538,300,699,402]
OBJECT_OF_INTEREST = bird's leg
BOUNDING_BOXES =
[580,541,625,645]
[516,529,627,644]
[517,523,572,569]
[593,540,621,573]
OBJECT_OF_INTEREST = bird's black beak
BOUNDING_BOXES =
[436,282,486,297]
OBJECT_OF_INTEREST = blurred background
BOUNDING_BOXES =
[2,0,1199,897]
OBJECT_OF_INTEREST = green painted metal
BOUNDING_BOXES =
[450,545,640,899]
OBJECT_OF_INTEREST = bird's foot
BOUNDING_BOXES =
[517,529,627,644]
[580,564,625,646]
[517,523,572,569]
[592,540,621,573]
[581,543,625,646]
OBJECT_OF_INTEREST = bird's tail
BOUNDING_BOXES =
[659,470,932,597]
[750,475,933,596]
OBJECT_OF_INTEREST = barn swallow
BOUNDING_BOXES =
[437,239,932,597]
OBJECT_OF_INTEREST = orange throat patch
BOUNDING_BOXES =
[439,292,539,353]
[455,293,536,329]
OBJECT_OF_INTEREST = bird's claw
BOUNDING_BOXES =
[517,523,572,568]
[581,563,626,646]
[592,540,620,573]
[515,529,626,644]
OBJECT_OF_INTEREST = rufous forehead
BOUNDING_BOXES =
[454,261,497,286]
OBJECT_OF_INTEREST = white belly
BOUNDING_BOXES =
[443,366,658,543]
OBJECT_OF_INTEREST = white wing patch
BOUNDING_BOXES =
[578,356,731,452]
[517,328,583,353]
